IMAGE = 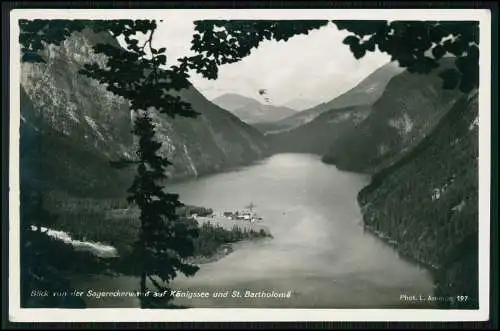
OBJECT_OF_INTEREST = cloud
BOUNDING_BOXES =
[126,20,391,106]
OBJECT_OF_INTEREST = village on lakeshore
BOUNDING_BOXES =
[192,202,263,224]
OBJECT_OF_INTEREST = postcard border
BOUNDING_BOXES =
[4,4,495,325]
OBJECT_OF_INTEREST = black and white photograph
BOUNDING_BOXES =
[7,7,492,323]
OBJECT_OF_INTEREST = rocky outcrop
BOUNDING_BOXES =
[323,57,462,174]
[266,104,372,154]
[265,59,461,164]
[20,29,269,198]
[255,61,402,134]
[357,89,479,308]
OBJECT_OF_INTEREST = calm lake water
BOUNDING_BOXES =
[76,153,435,308]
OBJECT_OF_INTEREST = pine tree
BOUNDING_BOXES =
[19,19,200,308]
[78,20,201,308]
[126,112,199,307]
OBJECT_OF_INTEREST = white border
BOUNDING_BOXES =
[8,8,492,323]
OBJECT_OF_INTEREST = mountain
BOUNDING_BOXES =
[322,57,461,174]
[281,98,319,111]
[266,58,461,165]
[358,89,479,308]
[212,93,297,124]
[20,29,269,198]
[266,104,372,155]
[254,61,404,134]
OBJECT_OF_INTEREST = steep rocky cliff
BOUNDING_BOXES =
[20,29,269,198]
[265,60,459,161]
[358,89,479,308]
[323,58,462,174]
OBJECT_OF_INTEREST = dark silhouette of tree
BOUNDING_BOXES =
[80,21,200,308]
[19,19,200,308]
[179,20,479,93]
[19,185,108,308]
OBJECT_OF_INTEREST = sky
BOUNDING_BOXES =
[120,20,392,107]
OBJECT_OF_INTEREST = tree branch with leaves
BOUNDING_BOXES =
[180,20,479,93]
[20,19,200,308]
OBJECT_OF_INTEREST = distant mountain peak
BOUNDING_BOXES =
[253,61,403,133]
[282,98,320,111]
[20,28,269,197]
[213,93,260,102]
[212,93,297,124]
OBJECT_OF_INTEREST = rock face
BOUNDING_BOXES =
[321,57,462,174]
[357,90,479,308]
[266,104,372,155]
[20,29,269,198]
[212,93,297,124]
[266,58,461,167]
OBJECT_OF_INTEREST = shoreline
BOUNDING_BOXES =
[360,222,479,309]
[360,223,441,287]
[164,155,271,185]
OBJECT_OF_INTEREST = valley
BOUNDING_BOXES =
[241,59,479,309]
[253,61,403,134]
[19,25,480,310]
[20,28,270,198]
[212,93,298,124]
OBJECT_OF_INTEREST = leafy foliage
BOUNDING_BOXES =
[19,19,197,118]
[334,21,479,93]
[81,21,201,308]
[19,19,201,308]
[19,19,86,53]
[125,113,200,306]
[178,20,329,79]
[183,20,479,93]
[80,21,198,119]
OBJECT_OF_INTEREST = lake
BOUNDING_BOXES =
[75,153,435,308]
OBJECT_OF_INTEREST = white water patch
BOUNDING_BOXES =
[377,144,390,156]
[388,113,414,136]
[182,143,198,177]
[365,82,380,93]
[431,177,455,201]
[431,188,442,201]
[30,225,118,258]
[469,116,479,131]
[20,115,40,132]
[451,200,466,213]
[67,107,80,124]
[327,113,351,124]
[121,150,133,159]
[84,115,105,141]
[352,111,370,125]
[467,89,479,102]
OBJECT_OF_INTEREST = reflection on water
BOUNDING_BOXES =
[75,153,435,308]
